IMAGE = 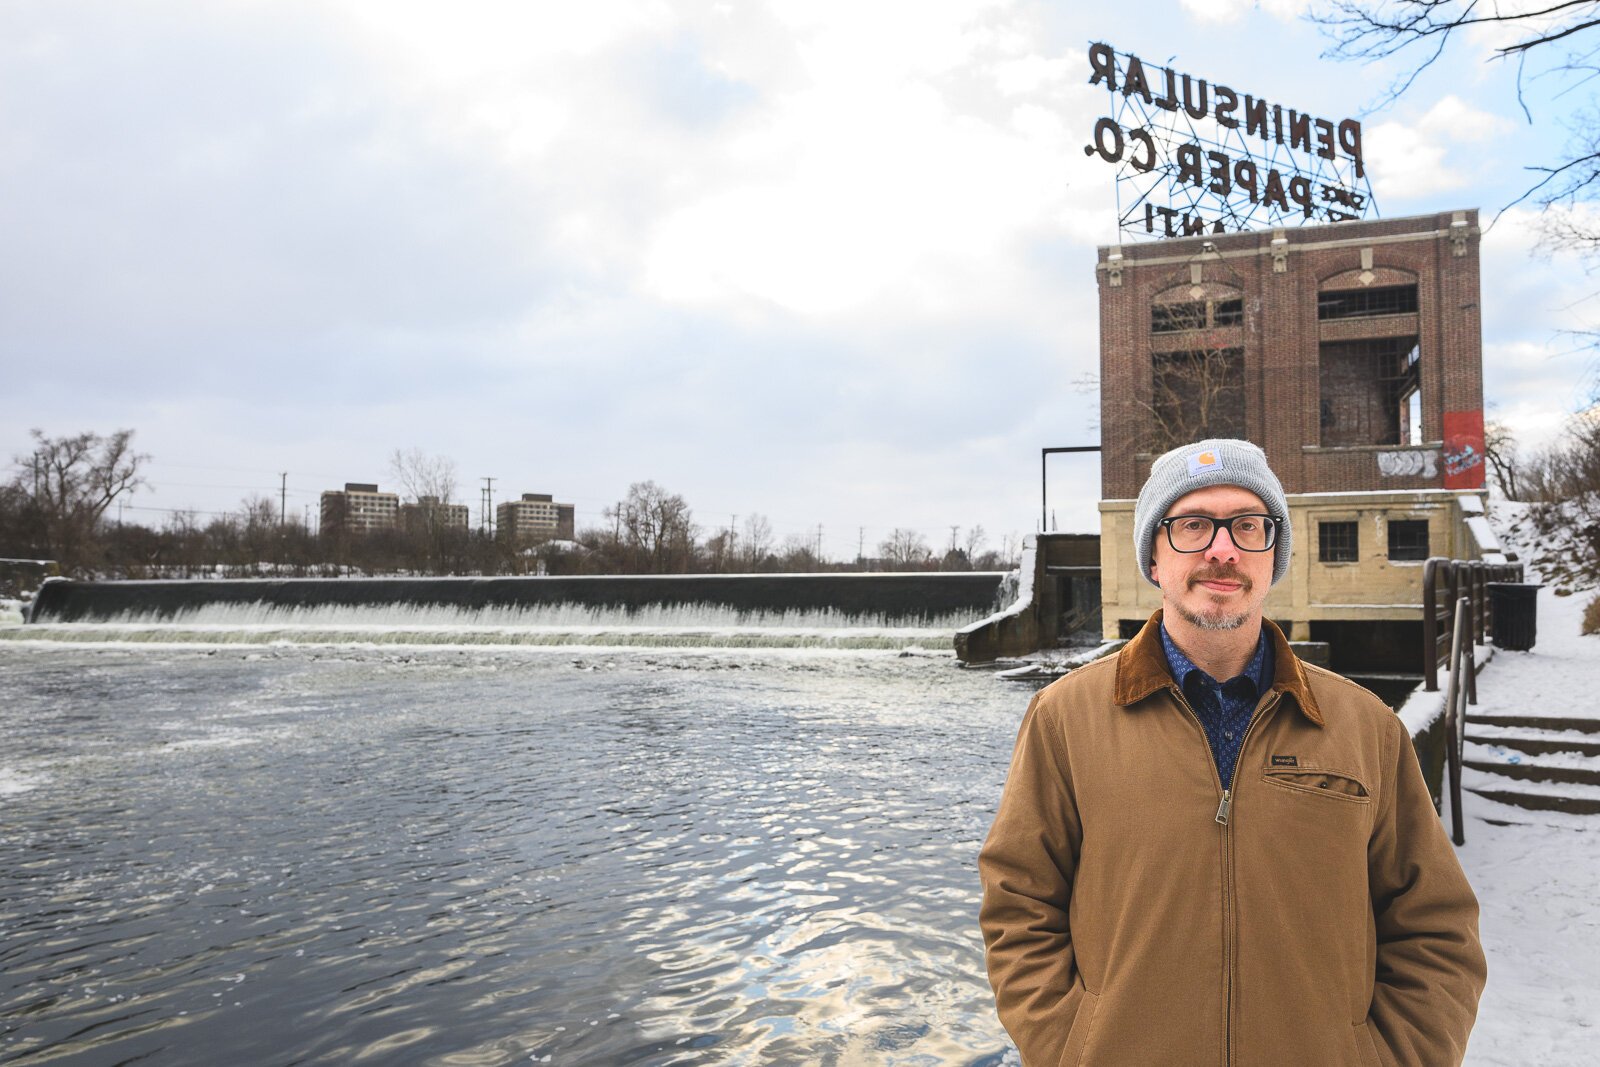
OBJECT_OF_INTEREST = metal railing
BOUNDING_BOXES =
[1442,596,1472,846]
[1421,557,1523,692]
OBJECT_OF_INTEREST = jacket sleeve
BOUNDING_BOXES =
[978,690,1087,1067]
[1365,712,1488,1066]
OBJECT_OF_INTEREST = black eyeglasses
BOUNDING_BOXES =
[1159,513,1281,553]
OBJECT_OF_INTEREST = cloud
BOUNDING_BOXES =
[1365,95,1516,201]
[1178,0,1311,25]
[1479,206,1600,450]
[0,0,1114,548]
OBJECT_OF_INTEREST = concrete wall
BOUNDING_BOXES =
[31,573,1008,623]
[955,535,1100,662]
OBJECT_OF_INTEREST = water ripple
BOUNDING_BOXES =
[0,645,1026,1065]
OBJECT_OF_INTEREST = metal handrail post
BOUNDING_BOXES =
[1445,596,1469,846]
[1474,562,1488,645]
[1422,558,1441,691]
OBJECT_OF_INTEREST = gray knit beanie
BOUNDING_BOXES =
[1133,438,1291,587]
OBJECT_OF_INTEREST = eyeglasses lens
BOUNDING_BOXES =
[1167,516,1274,552]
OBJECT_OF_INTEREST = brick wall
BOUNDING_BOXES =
[1097,210,1484,499]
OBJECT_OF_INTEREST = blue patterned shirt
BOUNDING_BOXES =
[1159,623,1274,790]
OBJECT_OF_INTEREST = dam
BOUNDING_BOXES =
[17,572,1011,651]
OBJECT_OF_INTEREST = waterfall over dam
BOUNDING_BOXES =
[19,573,1009,650]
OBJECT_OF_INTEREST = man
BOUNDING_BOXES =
[979,438,1485,1067]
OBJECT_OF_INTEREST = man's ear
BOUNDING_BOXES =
[1149,559,1160,585]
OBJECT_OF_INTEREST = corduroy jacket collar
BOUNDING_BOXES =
[1112,610,1324,726]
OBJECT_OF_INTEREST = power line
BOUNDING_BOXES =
[480,477,496,535]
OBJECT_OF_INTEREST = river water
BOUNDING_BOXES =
[0,636,1028,1066]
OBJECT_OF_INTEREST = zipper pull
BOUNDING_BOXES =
[1215,790,1232,825]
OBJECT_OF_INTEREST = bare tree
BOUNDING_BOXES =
[702,528,735,572]
[741,513,773,570]
[1484,420,1525,499]
[389,447,459,504]
[9,429,147,573]
[1144,350,1246,449]
[389,448,465,573]
[1129,297,1248,451]
[1313,1,1599,98]
[162,509,204,578]
[878,527,932,569]
[777,533,820,572]
[606,481,697,573]
[964,524,989,562]
[236,495,282,573]
[999,531,1022,568]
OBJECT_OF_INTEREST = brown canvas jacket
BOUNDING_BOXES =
[979,612,1485,1067]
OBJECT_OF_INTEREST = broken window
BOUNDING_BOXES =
[1317,285,1418,320]
[1151,297,1243,333]
[1148,348,1246,448]
[1152,301,1205,333]
[1318,338,1421,447]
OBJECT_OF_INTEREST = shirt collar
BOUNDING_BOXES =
[1113,611,1322,726]
[1159,621,1273,700]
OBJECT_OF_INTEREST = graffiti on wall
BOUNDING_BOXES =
[1377,450,1438,478]
[1442,410,1486,490]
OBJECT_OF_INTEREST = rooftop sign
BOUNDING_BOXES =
[1085,42,1377,239]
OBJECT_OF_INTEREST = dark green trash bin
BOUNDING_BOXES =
[1488,582,1541,651]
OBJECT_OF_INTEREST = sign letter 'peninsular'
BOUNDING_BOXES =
[1084,41,1368,235]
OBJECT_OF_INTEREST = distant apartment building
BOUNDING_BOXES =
[400,495,470,534]
[319,483,399,538]
[497,493,575,543]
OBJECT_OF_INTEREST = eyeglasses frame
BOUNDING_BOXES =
[1157,513,1282,554]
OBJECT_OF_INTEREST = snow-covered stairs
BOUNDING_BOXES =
[1463,714,1600,816]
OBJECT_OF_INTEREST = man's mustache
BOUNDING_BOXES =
[1188,566,1253,592]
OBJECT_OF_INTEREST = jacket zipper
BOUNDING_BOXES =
[1172,686,1281,1067]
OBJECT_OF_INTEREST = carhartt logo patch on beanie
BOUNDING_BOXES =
[1133,438,1292,587]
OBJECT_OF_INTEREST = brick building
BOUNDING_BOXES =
[399,496,470,533]
[1093,211,1501,661]
[497,493,576,543]
[1096,209,1486,497]
[319,483,400,538]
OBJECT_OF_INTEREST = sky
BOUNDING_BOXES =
[3,0,1598,560]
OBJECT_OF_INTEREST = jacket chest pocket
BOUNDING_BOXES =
[1261,767,1370,805]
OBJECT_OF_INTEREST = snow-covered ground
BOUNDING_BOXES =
[1456,503,1600,1066]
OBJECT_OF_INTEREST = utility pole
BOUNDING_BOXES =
[279,472,288,525]
[815,524,823,563]
[949,525,960,555]
[858,526,864,566]
[481,477,496,535]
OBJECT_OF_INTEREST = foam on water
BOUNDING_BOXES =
[3,600,976,650]
[0,767,49,795]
